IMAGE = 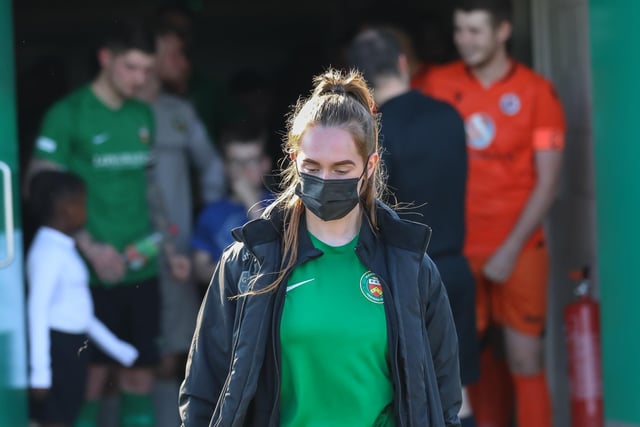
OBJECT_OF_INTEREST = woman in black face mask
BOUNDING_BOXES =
[180,69,463,427]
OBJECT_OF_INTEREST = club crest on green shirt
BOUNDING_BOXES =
[360,271,384,304]
[138,127,150,144]
[172,117,188,133]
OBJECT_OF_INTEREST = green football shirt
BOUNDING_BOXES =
[34,85,156,286]
[280,233,394,427]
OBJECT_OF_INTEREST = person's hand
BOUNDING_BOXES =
[30,387,49,400]
[84,243,126,284]
[168,253,191,282]
[482,242,520,284]
[232,177,261,212]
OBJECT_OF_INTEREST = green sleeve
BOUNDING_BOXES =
[33,101,74,168]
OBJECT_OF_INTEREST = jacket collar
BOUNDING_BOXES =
[372,201,432,255]
[232,200,431,258]
[231,204,285,249]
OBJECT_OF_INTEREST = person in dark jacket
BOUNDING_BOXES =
[348,28,479,427]
[179,68,462,427]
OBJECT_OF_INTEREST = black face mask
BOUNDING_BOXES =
[295,169,366,221]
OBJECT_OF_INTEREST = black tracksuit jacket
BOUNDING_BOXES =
[179,202,462,427]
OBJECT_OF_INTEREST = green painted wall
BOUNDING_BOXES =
[589,0,640,423]
[0,0,28,425]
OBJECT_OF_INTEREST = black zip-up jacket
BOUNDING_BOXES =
[179,202,462,427]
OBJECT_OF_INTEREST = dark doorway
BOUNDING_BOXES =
[13,0,458,163]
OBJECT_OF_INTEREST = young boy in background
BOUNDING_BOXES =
[27,171,138,427]
[191,124,272,285]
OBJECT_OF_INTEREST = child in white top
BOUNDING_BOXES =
[27,171,138,427]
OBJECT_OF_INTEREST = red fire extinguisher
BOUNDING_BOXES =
[564,267,603,427]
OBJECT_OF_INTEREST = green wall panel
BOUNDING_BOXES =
[589,0,640,423]
[0,0,28,425]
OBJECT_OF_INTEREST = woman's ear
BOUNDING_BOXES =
[366,152,380,179]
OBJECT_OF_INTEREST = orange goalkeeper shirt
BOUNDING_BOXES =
[417,61,565,257]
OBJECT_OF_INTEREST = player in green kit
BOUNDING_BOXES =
[180,69,462,427]
[27,19,170,427]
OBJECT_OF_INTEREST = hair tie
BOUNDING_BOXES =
[327,85,345,95]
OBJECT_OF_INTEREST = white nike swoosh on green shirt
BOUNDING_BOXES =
[92,133,110,145]
[286,278,316,293]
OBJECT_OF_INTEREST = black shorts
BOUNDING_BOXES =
[30,330,89,425]
[89,277,160,366]
[434,255,480,385]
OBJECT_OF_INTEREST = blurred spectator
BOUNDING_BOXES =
[191,124,272,285]
[417,1,566,426]
[135,51,225,423]
[154,5,242,142]
[154,2,195,48]
[154,24,191,96]
[383,26,424,83]
[26,18,166,427]
[26,171,138,427]
[348,27,479,427]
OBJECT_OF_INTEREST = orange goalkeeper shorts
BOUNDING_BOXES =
[469,245,549,336]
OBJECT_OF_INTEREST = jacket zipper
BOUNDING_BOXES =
[380,275,405,427]
[221,249,261,427]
